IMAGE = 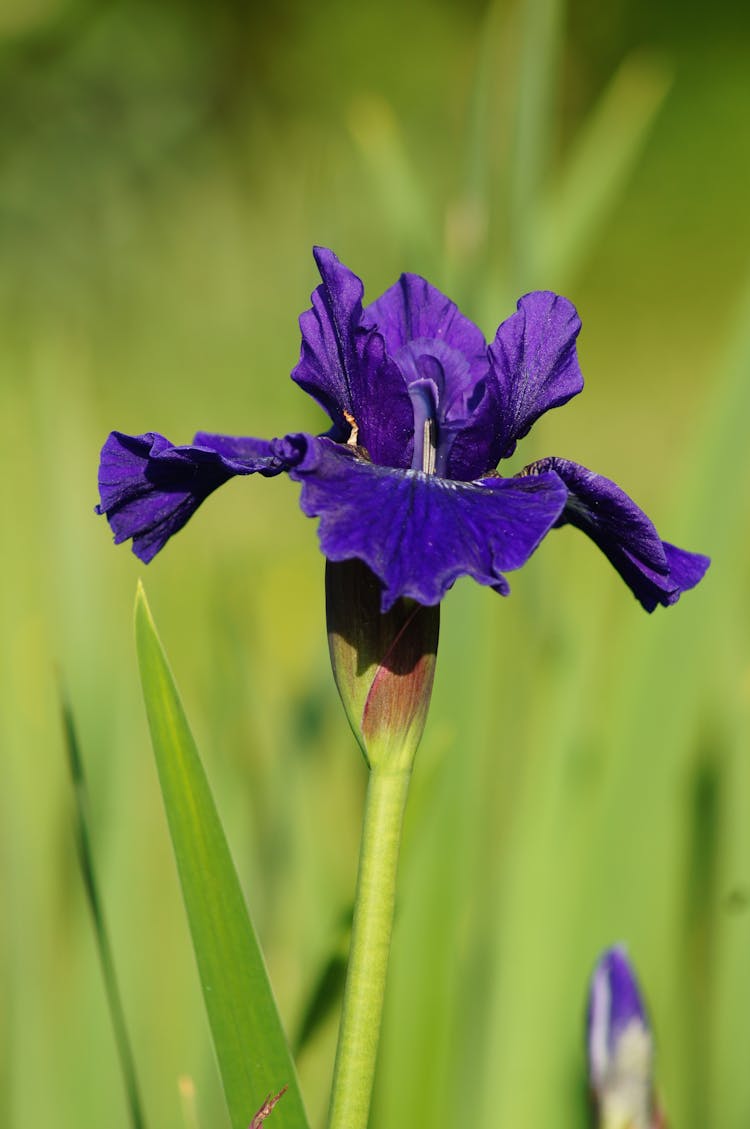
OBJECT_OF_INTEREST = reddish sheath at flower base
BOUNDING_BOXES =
[325,558,439,771]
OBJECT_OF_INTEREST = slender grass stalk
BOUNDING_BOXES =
[327,766,412,1129]
[509,0,563,290]
[60,690,148,1129]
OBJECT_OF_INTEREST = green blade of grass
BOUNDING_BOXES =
[134,582,309,1129]
[61,689,148,1129]
[347,94,437,267]
[533,50,671,284]
[508,0,564,291]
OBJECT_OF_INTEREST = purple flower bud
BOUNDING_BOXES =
[325,559,439,770]
[587,946,662,1129]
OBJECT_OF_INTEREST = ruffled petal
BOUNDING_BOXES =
[607,541,712,613]
[192,431,289,461]
[488,292,584,460]
[292,247,364,433]
[292,247,413,469]
[97,430,302,563]
[524,457,710,611]
[289,439,568,612]
[364,272,487,380]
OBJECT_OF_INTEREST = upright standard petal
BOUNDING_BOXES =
[524,457,710,611]
[364,272,501,480]
[364,272,488,381]
[97,430,301,563]
[289,439,567,612]
[488,291,584,460]
[292,247,413,468]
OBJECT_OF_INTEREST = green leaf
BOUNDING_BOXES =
[61,688,149,1129]
[134,582,309,1129]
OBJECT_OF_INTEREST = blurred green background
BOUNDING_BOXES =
[2,0,749,1126]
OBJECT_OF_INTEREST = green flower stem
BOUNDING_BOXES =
[327,764,412,1129]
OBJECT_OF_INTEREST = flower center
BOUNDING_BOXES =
[397,338,483,478]
[421,418,437,475]
[409,377,439,475]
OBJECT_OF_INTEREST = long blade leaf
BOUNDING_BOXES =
[61,688,148,1129]
[134,582,309,1129]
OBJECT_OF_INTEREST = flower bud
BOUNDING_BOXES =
[325,559,439,771]
[587,946,664,1129]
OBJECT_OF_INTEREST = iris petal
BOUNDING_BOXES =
[292,247,413,468]
[355,321,414,469]
[610,541,712,612]
[525,456,710,610]
[192,432,290,462]
[289,439,568,612]
[365,273,506,479]
[97,430,302,563]
[364,272,487,379]
[292,247,364,434]
[444,372,501,482]
[488,291,584,460]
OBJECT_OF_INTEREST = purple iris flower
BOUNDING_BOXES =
[97,247,709,613]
